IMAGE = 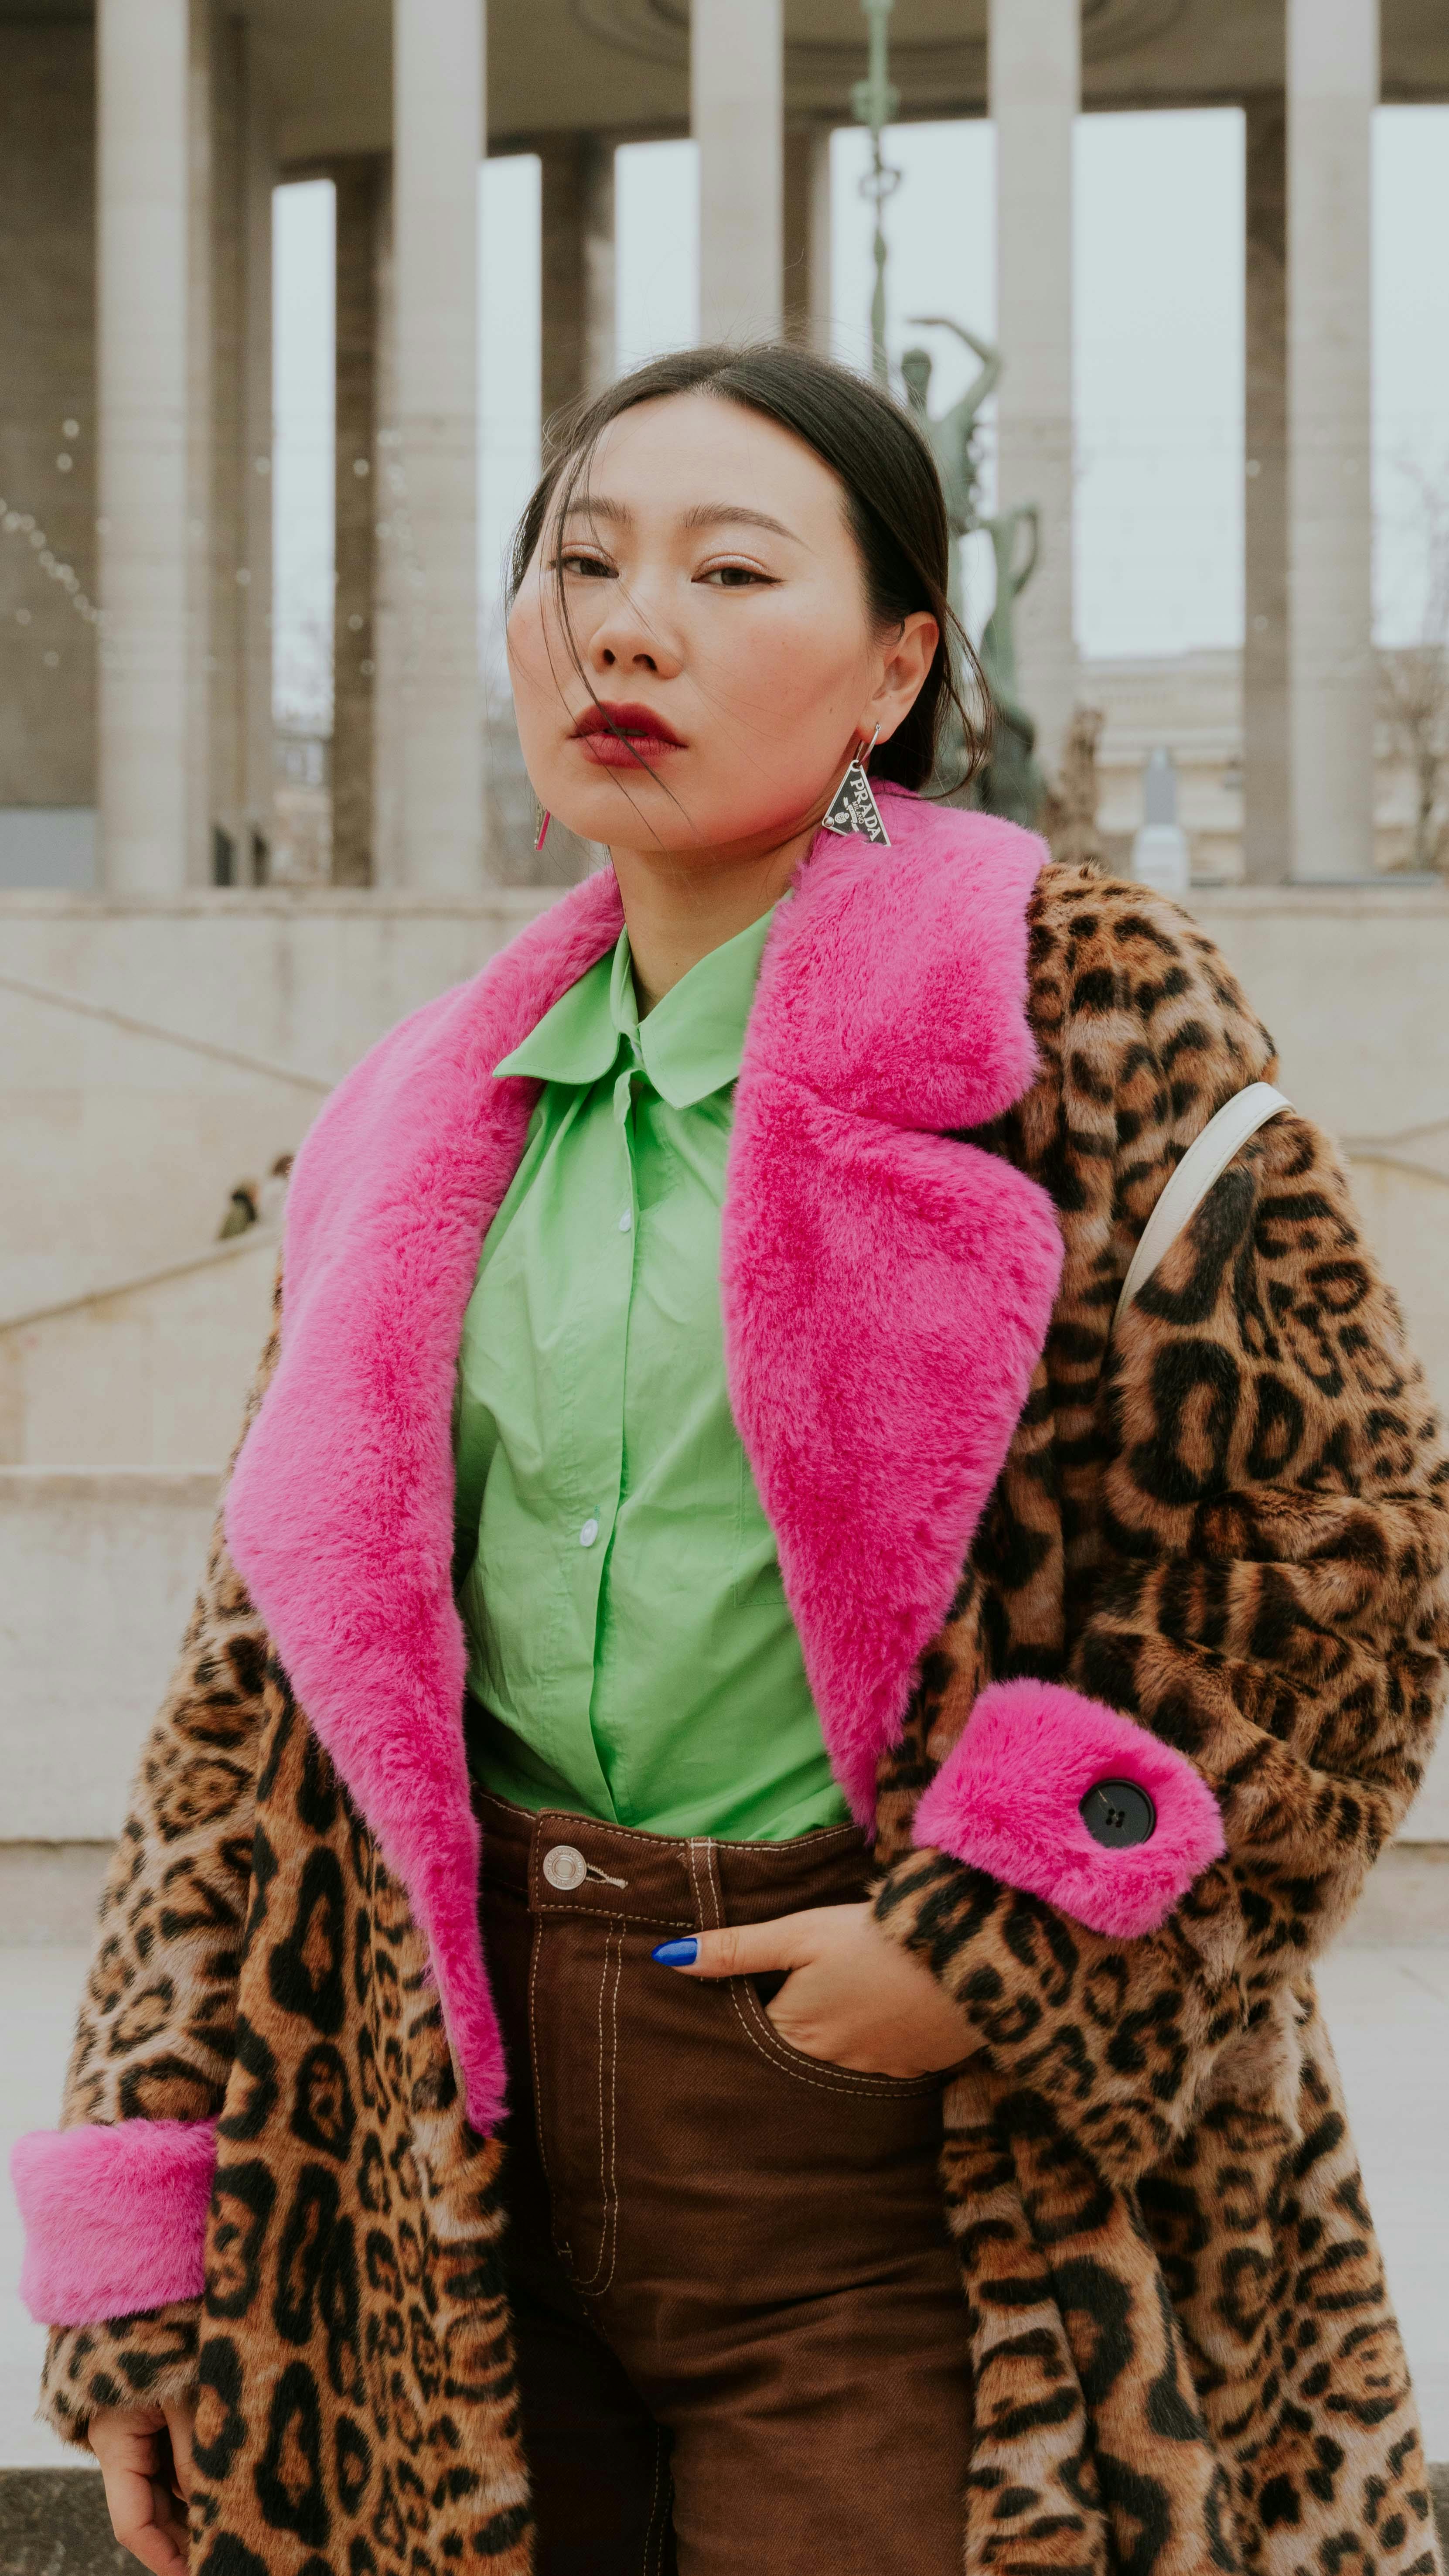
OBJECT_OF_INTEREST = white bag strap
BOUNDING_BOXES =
[1114,1082,1293,1332]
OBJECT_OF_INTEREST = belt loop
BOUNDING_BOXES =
[687,1836,726,1935]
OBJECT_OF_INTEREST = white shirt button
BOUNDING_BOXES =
[579,1517,600,1548]
[618,1209,632,1232]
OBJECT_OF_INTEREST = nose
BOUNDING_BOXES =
[585,583,684,682]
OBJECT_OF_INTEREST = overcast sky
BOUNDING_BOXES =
[273,105,1449,728]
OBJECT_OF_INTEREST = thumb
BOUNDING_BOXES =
[651,1912,817,1979]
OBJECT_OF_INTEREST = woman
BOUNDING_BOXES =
[15,345,1446,2576]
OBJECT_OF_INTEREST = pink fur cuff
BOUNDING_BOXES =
[910,1678,1225,1938]
[12,2118,217,2326]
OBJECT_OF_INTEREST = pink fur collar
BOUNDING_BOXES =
[721,800,1064,1819]
[225,792,1062,2130]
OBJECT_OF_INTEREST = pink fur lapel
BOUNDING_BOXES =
[721,793,1064,1820]
[226,795,1062,2132]
[226,867,624,2136]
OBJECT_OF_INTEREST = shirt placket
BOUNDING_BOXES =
[570,1051,647,1802]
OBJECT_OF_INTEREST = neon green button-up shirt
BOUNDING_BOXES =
[452,906,850,1842]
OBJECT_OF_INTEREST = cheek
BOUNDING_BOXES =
[695,599,866,746]
[505,589,584,776]
[505,591,557,708]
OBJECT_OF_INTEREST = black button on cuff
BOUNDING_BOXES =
[1079,1778,1157,1849]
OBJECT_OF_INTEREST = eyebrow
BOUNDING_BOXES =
[559,496,803,546]
[681,502,802,543]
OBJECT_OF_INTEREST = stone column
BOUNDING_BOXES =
[239,34,275,879]
[692,0,783,342]
[372,160,402,887]
[783,124,832,355]
[582,140,616,400]
[989,0,1078,784]
[1243,95,1289,884]
[539,136,617,427]
[392,0,484,891]
[1287,0,1377,881]
[96,0,192,891]
[333,157,384,887]
[186,0,214,881]
[207,8,247,885]
[193,6,272,887]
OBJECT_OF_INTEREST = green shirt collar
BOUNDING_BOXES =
[495,903,776,1109]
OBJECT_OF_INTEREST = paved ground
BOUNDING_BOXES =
[3,1942,1446,2470]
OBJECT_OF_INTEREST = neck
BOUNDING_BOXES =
[610,823,820,1012]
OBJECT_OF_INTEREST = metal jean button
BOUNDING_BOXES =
[542,1843,589,1891]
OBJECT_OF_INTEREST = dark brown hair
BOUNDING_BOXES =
[507,342,987,795]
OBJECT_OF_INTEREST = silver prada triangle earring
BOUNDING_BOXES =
[532,794,551,853]
[822,726,890,846]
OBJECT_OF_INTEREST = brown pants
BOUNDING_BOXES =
[477,1789,974,2576]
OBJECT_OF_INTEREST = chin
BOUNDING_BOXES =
[545,777,701,850]
[541,761,805,859]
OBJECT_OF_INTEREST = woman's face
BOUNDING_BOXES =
[506,391,938,860]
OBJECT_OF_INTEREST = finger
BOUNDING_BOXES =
[164,2399,196,2502]
[101,2463,189,2576]
[650,1913,815,1979]
[89,2411,167,2472]
[130,2486,191,2576]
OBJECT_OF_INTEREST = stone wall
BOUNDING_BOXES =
[0,1231,279,1467]
[0,1468,220,1846]
[1090,649,1449,884]
[0,885,550,1316]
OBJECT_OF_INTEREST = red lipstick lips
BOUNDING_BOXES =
[572,700,686,766]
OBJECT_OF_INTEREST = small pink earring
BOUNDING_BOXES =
[532,795,551,853]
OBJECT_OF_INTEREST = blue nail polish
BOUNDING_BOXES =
[651,1937,698,1967]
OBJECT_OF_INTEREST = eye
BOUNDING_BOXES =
[552,549,616,579]
[697,563,775,589]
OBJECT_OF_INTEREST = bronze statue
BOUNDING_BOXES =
[900,317,999,624]
[974,500,1046,825]
[900,321,1045,825]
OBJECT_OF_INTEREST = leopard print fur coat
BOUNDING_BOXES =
[26,837,1449,2576]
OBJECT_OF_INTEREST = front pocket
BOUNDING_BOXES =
[729,1975,946,2099]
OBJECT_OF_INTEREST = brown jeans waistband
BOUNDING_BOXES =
[474,1788,874,1932]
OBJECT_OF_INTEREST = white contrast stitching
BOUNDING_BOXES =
[569,1920,611,2287]
[532,1905,693,1930]
[726,1976,938,2097]
[570,1919,621,2296]
[601,1924,622,2292]
[524,1814,863,1857]
[688,1831,936,2099]
[526,1913,553,2197]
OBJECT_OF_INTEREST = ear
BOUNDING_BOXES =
[870,611,941,746]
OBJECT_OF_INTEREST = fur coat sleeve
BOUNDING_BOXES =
[31,1277,283,2443]
[872,870,1449,2186]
